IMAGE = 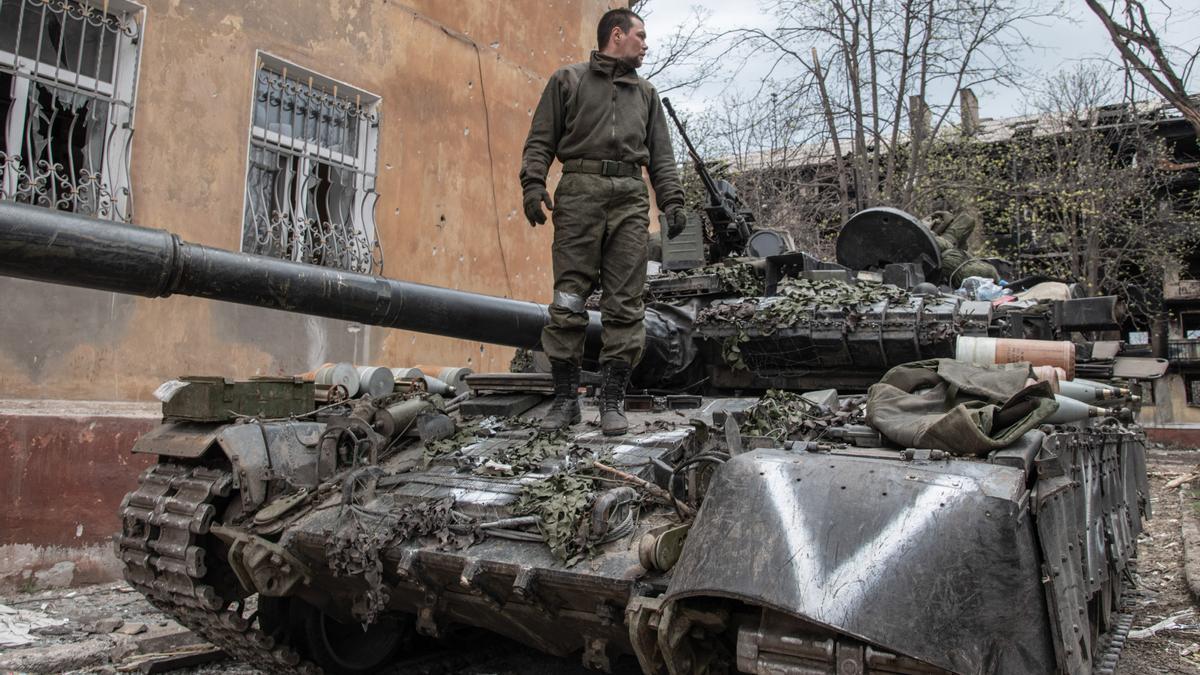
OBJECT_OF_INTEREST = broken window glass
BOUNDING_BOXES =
[0,0,140,222]
[0,0,119,83]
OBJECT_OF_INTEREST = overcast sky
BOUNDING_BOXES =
[638,0,1200,121]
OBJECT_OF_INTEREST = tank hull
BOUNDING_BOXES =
[117,400,1147,674]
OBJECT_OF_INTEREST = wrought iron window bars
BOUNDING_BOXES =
[0,0,141,222]
[242,60,383,275]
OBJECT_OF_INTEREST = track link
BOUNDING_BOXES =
[1093,592,1136,675]
[116,461,323,674]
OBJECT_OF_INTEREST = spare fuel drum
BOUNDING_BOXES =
[313,362,360,398]
[356,366,396,399]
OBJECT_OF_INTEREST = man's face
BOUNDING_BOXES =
[610,18,647,68]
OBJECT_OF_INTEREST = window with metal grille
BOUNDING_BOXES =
[0,0,142,221]
[242,55,382,275]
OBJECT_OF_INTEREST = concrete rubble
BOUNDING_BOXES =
[0,604,67,648]
[32,561,76,589]
[0,582,219,674]
[0,620,214,673]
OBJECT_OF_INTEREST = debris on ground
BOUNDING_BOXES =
[1166,470,1200,490]
[0,604,67,648]
[1130,610,1196,639]
[1122,447,1200,674]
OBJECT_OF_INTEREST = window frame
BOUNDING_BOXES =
[0,0,144,222]
[239,52,383,275]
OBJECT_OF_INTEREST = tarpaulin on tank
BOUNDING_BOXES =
[866,358,1057,456]
[666,449,1056,675]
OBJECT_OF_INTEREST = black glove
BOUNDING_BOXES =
[666,207,688,239]
[523,188,553,226]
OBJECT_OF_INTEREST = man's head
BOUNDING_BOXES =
[597,8,646,68]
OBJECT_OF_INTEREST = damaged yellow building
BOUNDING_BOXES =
[0,0,618,584]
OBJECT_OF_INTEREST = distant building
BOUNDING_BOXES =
[1146,258,1200,442]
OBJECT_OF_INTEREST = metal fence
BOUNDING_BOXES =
[1167,339,1200,364]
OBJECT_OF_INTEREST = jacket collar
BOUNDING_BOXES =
[590,51,640,84]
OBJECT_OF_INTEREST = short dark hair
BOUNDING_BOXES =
[597,8,643,50]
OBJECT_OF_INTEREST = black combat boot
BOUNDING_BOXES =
[600,360,633,436]
[540,359,581,431]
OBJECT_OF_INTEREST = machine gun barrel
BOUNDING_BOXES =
[661,98,752,252]
[662,97,723,209]
[0,202,608,356]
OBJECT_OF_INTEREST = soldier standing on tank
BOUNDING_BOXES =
[520,8,686,436]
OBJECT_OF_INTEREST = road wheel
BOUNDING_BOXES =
[260,597,410,675]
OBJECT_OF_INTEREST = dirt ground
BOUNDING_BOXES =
[2,447,1199,674]
[1121,447,1200,674]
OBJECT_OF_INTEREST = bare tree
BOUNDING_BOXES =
[632,3,722,94]
[666,0,1058,217]
[1085,0,1200,137]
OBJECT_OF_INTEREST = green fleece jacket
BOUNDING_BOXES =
[520,51,684,212]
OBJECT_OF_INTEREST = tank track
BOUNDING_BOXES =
[1093,611,1134,675]
[1092,586,1136,675]
[115,462,1142,675]
[116,461,322,674]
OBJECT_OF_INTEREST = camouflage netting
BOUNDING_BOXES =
[741,390,823,441]
[699,277,911,327]
[326,491,474,624]
[662,261,765,296]
[479,428,570,476]
[698,277,911,369]
[423,419,486,466]
[513,473,599,565]
[741,390,867,441]
[424,418,572,476]
[509,348,536,373]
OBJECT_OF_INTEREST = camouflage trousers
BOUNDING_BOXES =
[938,240,999,287]
[541,172,649,366]
[935,211,997,285]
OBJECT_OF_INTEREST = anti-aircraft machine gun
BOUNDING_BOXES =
[0,198,1156,674]
[661,97,761,262]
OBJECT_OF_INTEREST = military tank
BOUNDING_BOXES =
[0,199,1153,675]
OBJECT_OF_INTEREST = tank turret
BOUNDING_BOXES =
[0,201,1142,393]
[0,199,1155,675]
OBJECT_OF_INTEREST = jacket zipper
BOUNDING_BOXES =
[610,70,617,156]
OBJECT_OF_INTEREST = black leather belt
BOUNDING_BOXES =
[562,158,642,177]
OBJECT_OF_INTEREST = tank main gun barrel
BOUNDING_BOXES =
[0,202,610,357]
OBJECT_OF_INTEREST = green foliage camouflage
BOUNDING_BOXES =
[422,419,484,466]
[508,348,536,373]
[479,427,571,476]
[514,473,598,565]
[327,494,469,624]
[423,418,572,476]
[741,390,823,441]
[663,261,765,296]
[699,277,912,369]
[740,390,868,441]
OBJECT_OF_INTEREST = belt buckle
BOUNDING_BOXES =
[600,159,618,176]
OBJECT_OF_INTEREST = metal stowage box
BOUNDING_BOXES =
[660,212,705,271]
[162,376,314,422]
